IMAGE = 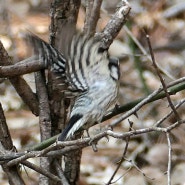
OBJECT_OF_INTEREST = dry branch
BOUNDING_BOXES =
[21,160,61,183]
[106,120,133,184]
[146,33,181,121]
[0,103,25,185]
[124,26,175,80]
[53,160,70,185]
[110,78,185,127]
[166,132,172,185]
[2,118,185,166]
[0,56,45,77]
[83,0,94,33]
[154,99,185,127]
[34,70,51,184]
[0,41,39,115]
[96,0,131,49]
[84,0,103,36]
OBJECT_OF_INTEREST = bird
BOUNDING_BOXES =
[27,32,120,141]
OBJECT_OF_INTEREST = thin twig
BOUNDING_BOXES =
[111,167,132,184]
[21,160,61,183]
[103,77,185,121]
[166,132,172,185]
[4,120,184,166]
[110,78,185,127]
[124,158,155,180]
[154,99,185,127]
[106,120,133,184]
[163,2,185,18]
[53,160,70,185]
[145,32,181,122]
[129,34,150,95]
[7,141,86,167]
[124,26,175,80]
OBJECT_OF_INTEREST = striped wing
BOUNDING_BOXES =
[65,34,109,94]
[27,33,109,97]
[27,34,72,91]
[26,33,66,77]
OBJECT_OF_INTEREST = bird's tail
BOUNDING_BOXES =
[58,114,83,141]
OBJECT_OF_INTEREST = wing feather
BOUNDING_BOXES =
[26,33,110,98]
[66,34,110,92]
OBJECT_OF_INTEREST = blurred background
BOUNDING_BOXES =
[0,0,185,184]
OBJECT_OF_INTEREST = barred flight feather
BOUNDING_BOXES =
[27,33,66,75]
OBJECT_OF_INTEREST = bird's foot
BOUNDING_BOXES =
[85,130,98,152]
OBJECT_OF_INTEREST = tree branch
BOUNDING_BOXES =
[110,78,185,127]
[96,0,131,49]
[106,120,133,185]
[124,26,175,80]
[53,160,70,185]
[3,119,185,165]
[84,0,103,36]
[0,41,39,116]
[21,160,61,183]
[83,0,94,33]
[0,102,25,185]
[0,56,45,77]
[34,70,51,184]
[145,32,181,121]
[166,132,172,185]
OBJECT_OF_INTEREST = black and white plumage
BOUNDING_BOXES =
[27,33,120,141]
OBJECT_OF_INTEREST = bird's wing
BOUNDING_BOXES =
[26,33,66,76]
[26,33,70,92]
[26,33,109,97]
[65,34,110,93]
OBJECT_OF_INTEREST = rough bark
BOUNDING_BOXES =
[0,103,25,185]
[0,41,39,116]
